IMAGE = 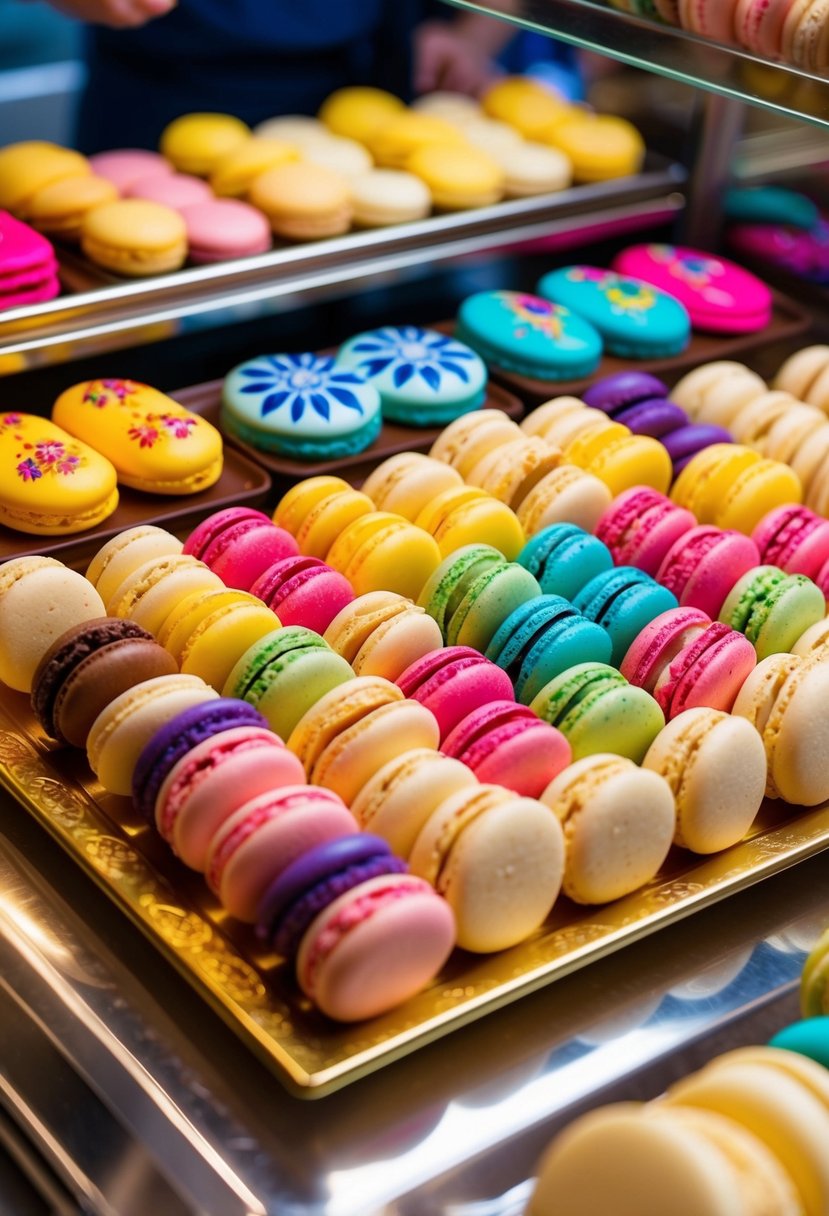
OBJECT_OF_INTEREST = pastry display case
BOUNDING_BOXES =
[2,2,829,1212]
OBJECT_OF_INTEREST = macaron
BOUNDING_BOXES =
[439,558,542,651]
[303,135,373,179]
[254,115,331,148]
[208,136,298,197]
[406,143,505,210]
[416,542,505,637]
[126,172,213,209]
[86,525,183,613]
[319,86,405,144]
[670,444,803,535]
[774,345,829,412]
[596,488,696,576]
[31,617,176,748]
[430,409,523,479]
[159,112,251,176]
[183,507,299,591]
[719,565,825,659]
[752,504,829,583]
[81,199,187,276]
[409,783,564,952]
[733,652,829,804]
[541,753,675,903]
[249,555,354,634]
[656,524,762,618]
[621,607,758,717]
[544,113,645,182]
[573,566,679,667]
[801,928,829,1017]
[180,198,271,263]
[516,464,613,536]
[286,675,439,805]
[414,485,525,560]
[494,141,572,198]
[88,148,172,193]
[325,511,442,600]
[441,700,571,798]
[323,591,443,682]
[0,557,106,693]
[481,76,567,140]
[351,747,477,859]
[223,626,354,742]
[248,162,352,240]
[455,290,603,381]
[770,1020,829,1070]
[517,523,614,601]
[26,174,119,242]
[348,168,432,227]
[643,707,768,853]
[485,595,613,703]
[204,784,357,922]
[0,142,90,215]
[273,476,374,559]
[368,112,466,170]
[174,596,282,693]
[530,662,665,763]
[108,554,224,636]
[564,421,673,497]
[156,587,264,664]
[87,673,218,796]
[396,646,514,741]
[361,452,464,521]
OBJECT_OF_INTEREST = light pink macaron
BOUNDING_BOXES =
[155,725,306,871]
[89,150,173,194]
[127,172,214,210]
[205,784,358,922]
[441,700,571,799]
[736,0,796,55]
[180,199,272,264]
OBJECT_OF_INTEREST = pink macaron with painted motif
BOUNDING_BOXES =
[596,487,696,576]
[249,555,354,634]
[184,506,298,590]
[656,524,761,618]
[441,700,571,798]
[396,646,514,742]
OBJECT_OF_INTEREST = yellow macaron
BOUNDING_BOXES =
[326,511,441,599]
[25,173,118,241]
[415,485,525,559]
[160,112,251,176]
[481,77,569,140]
[209,137,298,197]
[248,161,352,239]
[368,112,467,170]
[318,86,405,145]
[80,199,187,276]
[407,143,505,210]
[0,141,90,216]
[544,113,645,182]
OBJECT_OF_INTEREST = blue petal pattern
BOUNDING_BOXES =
[231,352,369,424]
[344,325,480,394]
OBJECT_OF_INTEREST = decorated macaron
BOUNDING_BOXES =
[456,290,603,380]
[222,352,382,459]
[536,265,691,358]
[335,325,487,426]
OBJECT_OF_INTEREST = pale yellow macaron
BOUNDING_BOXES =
[209,137,298,197]
[407,143,505,210]
[349,168,431,227]
[411,91,483,126]
[545,113,645,182]
[0,141,90,216]
[26,173,119,241]
[81,199,188,275]
[160,112,251,176]
[368,112,467,169]
[319,86,405,145]
[249,161,352,239]
[302,135,373,179]
[494,141,572,197]
[253,114,331,148]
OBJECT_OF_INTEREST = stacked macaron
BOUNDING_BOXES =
[775,345,829,413]
[0,210,60,311]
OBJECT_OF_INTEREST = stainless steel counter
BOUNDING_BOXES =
[1,793,826,1216]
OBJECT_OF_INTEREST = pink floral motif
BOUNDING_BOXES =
[17,458,41,482]
[159,413,197,439]
[14,437,86,483]
[128,424,159,448]
[2,413,22,427]
[34,440,66,465]
[57,455,80,475]
[83,379,139,407]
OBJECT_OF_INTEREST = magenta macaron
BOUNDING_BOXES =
[621,606,757,718]
[596,487,696,576]
[184,507,299,591]
[656,524,761,618]
[396,646,514,742]
[180,199,271,264]
[249,555,354,634]
[441,700,571,799]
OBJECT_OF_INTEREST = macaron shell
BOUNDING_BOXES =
[657,526,761,618]
[531,663,665,763]
[327,513,442,600]
[518,524,614,601]
[87,525,183,611]
[448,563,542,651]
[250,558,354,635]
[349,606,444,682]
[158,588,260,662]
[179,601,283,690]
[296,873,456,1022]
[398,651,515,741]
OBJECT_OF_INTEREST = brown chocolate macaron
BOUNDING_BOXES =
[31,616,177,748]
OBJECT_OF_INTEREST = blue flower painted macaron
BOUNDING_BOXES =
[455,290,602,380]
[536,266,691,358]
[221,352,382,460]
[335,325,487,426]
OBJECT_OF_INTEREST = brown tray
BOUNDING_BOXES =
[174,381,524,486]
[0,444,271,569]
[449,289,811,408]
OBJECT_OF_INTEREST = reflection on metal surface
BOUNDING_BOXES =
[443,0,829,126]
[0,165,684,374]
[0,685,828,1102]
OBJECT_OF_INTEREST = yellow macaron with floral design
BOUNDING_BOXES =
[52,379,223,495]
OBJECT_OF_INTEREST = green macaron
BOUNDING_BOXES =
[446,562,542,653]
[222,626,354,740]
[719,565,825,660]
[530,661,665,763]
[417,544,506,640]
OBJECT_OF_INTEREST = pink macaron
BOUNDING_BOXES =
[184,507,299,591]
[396,646,514,742]
[752,504,829,586]
[680,0,739,42]
[596,487,696,576]
[154,724,306,871]
[88,150,173,194]
[622,607,757,717]
[250,555,354,634]
[204,784,358,922]
[441,700,571,799]
[736,0,798,55]
[180,199,272,264]
[656,524,761,618]
[126,172,214,210]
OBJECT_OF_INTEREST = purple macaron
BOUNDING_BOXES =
[614,398,688,438]
[583,371,671,413]
[664,423,734,474]
[132,697,268,822]
[256,833,406,960]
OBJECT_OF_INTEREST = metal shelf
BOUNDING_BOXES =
[443,0,829,127]
[0,161,684,376]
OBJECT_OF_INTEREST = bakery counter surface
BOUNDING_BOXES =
[1,791,826,1216]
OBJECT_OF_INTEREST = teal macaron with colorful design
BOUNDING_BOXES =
[221,352,382,460]
[455,290,603,380]
[718,565,825,660]
[517,523,614,602]
[536,265,691,358]
[530,661,665,762]
[485,594,613,704]
[335,325,487,426]
[573,565,679,666]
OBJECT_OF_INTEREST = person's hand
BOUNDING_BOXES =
[413,19,500,96]
[46,0,175,28]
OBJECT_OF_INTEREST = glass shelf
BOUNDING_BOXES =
[443,0,829,128]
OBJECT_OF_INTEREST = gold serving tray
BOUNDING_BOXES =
[1,684,828,1098]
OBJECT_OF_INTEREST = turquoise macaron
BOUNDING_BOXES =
[573,566,679,667]
[222,626,354,740]
[718,565,825,661]
[529,661,665,763]
[725,186,819,232]
[536,266,691,358]
[769,1018,829,1069]
[335,325,487,426]
[517,524,614,602]
[485,594,613,704]
[221,352,382,460]
[417,544,506,640]
[455,289,603,380]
